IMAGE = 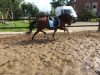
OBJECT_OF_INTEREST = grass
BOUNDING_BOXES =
[0,20,30,32]
[90,18,100,22]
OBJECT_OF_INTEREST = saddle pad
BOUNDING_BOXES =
[49,18,61,28]
[49,20,54,28]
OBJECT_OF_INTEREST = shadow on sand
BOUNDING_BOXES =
[12,36,58,45]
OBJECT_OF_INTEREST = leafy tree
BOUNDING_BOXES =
[50,0,68,9]
[31,5,39,16]
[50,0,61,9]
[50,0,69,15]
[67,0,74,6]
[0,0,39,19]
[21,2,39,17]
[0,0,23,19]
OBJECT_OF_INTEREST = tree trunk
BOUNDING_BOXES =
[4,10,9,19]
[11,10,14,19]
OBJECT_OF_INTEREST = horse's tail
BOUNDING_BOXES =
[27,20,37,34]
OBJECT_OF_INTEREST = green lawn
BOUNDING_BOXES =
[0,20,30,32]
[90,18,100,22]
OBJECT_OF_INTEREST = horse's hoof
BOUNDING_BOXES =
[67,33,69,35]
[52,35,54,37]
[26,32,31,34]
[53,37,56,40]
[44,35,46,38]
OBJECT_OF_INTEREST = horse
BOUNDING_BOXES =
[27,13,72,40]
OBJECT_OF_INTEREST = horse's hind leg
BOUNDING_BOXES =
[64,28,69,35]
[41,30,46,35]
[32,30,40,40]
[27,21,36,34]
[41,30,46,38]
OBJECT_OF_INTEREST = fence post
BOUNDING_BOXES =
[98,17,100,31]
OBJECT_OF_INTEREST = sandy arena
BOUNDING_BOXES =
[0,31,100,75]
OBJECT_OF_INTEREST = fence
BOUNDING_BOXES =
[0,18,100,31]
[98,19,100,31]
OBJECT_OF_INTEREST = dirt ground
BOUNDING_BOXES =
[0,31,100,75]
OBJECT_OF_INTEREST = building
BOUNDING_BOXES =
[75,0,100,17]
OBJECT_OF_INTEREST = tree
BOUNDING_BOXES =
[0,0,39,19]
[31,5,39,16]
[21,2,39,17]
[50,0,69,15]
[67,0,74,6]
[79,9,96,21]
[50,0,69,9]
[0,0,23,19]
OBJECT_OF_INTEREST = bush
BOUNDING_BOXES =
[78,9,96,21]
[91,18,100,22]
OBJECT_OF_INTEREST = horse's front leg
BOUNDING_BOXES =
[64,26,66,32]
[32,30,40,40]
[64,28,69,35]
[52,28,57,37]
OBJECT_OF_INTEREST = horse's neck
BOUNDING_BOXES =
[57,16,66,27]
[55,16,62,23]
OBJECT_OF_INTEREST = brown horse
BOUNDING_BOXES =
[27,13,72,40]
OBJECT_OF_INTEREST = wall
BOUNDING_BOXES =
[75,0,100,17]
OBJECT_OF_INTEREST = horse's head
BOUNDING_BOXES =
[36,12,49,21]
[59,13,73,26]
